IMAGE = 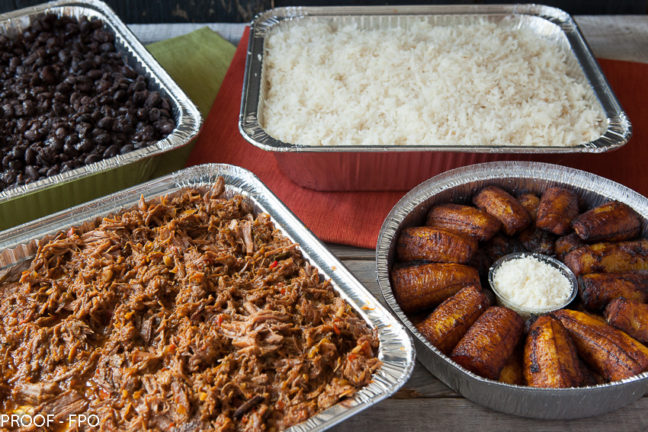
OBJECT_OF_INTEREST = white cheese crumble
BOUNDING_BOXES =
[260,19,606,147]
[492,256,572,310]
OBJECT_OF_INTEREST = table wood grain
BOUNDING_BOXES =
[131,15,648,432]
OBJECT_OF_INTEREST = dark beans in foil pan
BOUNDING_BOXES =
[0,13,175,192]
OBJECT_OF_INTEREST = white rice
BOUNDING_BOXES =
[260,18,606,147]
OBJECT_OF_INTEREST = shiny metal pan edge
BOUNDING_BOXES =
[0,163,415,432]
[0,0,202,202]
[240,4,630,154]
[376,161,648,419]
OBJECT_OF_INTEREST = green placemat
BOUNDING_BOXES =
[147,27,236,117]
[147,27,236,176]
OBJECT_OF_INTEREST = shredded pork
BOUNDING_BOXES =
[0,178,381,431]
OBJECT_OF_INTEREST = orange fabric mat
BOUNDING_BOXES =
[187,27,648,249]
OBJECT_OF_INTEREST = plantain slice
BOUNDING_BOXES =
[555,233,586,261]
[524,315,584,388]
[473,186,531,236]
[517,226,556,256]
[605,298,648,344]
[536,187,579,236]
[498,343,524,385]
[516,193,541,221]
[392,263,480,313]
[552,309,648,381]
[564,239,648,276]
[416,285,490,355]
[396,226,477,263]
[425,203,501,242]
[579,271,648,311]
[450,306,524,380]
[484,233,526,263]
[571,201,641,242]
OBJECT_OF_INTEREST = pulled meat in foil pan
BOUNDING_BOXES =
[0,178,381,431]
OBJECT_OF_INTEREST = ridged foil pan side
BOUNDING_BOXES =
[0,163,415,432]
[273,151,531,191]
[240,4,629,154]
[376,161,648,419]
[0,0,202,229]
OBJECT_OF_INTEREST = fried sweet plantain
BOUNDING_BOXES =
[425,203,502,242]
[536,187,579,235]
[484,233,526,263]
[396,226,477,263]
[468,248,492,284]
[517,226,556,256]
[516,193,541,221]
[416,285,490,354]
[392,263,480,313]
[581,361,606,386]
[450,306,524,380]
[473,186,531,236]
[564,239,648,276]
[605,298,648,344]
[555,233,586,261]
[524,315,584,388]
[552,309,648,381]
[571,201,641,242]
[498,344,524,385]
[578,271,648,310]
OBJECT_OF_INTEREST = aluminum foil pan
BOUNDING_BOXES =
[376,161,648,419]
[0,163,415,432]
[239,4,631,191]
[0,0,202,230]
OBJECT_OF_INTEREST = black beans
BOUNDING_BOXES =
[54,127,67,139]
[113,89,126,102]
[95,133,111,146]
[119,144,134,154]
[24,128,41,142]
[97,116,113,130]
[145,91,161,108]
[24,147,37,165]
[46,165,59,177]
[74,138,93,153]
[157,120,175,135]
[103,144,119,158]
[0,14,176,192]
[84,154,100,165]
[132,90,146,106]
[25,165,39,180]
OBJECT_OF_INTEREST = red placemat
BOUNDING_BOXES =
[187,27,648,249]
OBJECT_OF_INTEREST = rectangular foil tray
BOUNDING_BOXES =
[239,4,631,191]
[376,161,648,419]
[0,163,415,432]
[0,0,202,230]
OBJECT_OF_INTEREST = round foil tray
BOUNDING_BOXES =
[376,161,648,419]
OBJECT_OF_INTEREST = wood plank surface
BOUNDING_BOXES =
[129,15,648,432]
[334,398,648,431]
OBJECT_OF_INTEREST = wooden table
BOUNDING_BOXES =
[131,15,648,432]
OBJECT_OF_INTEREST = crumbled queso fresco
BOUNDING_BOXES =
[493,256,572,310]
